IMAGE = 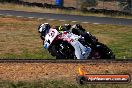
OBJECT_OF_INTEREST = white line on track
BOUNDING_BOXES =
[38,18,44,20]
[59,20,66,21]
[1,14,102,25]
[16,16,23,18]
[93,23,100,24]
[71,21,78,23]
[81,22,89,24]
[47,19,56,21]
[0,14,3,16]
[28,17,34,19]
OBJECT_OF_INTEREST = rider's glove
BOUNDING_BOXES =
[44,41,50,49]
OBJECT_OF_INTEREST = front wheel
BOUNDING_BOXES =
[49,41,75,59]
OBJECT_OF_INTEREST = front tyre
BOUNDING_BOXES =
[49,41,75,59]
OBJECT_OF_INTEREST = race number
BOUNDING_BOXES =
[48,31,55,38]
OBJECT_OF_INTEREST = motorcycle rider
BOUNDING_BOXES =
[38,23,92,59]
[38,23,51,41]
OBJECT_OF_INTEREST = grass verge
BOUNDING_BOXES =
[0,3,132,19]
[0,79,132,88]
[0,16,131,59]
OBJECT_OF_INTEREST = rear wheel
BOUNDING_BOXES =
[89,42,115,59]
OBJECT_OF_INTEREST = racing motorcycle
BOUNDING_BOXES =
[45,27,115,59]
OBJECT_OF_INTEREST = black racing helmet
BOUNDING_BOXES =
[38,23,51,37]
[64,24,71,29]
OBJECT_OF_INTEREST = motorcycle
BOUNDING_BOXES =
[45,28,115,59]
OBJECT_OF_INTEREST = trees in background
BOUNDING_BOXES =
[79,0,98,10]
[78,0,131,12]
[118,0,131,12]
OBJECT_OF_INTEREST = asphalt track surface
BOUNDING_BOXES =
[0,10,132,26]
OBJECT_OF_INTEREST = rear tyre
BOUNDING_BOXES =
[89,42,115,59]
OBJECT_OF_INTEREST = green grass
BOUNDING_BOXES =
[0,16,131,59]
[0,79,132,88]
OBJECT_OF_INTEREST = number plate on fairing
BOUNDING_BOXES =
[44,29,59,48]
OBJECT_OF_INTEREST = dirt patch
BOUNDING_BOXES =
[0,62,131,82]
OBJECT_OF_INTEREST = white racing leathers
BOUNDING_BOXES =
[44,29,60,49]
[59,32,91,59]
[71,40,91,59]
